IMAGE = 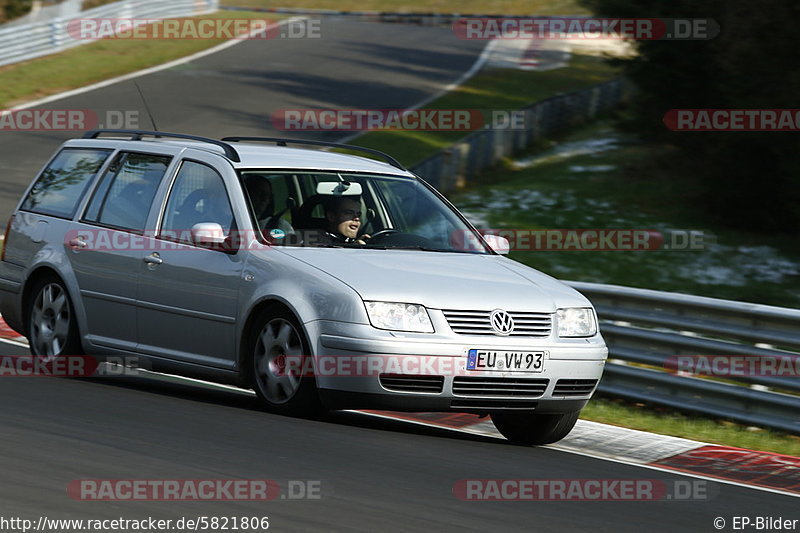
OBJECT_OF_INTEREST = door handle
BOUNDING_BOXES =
[68,237,87,248]
[143,253,163,265]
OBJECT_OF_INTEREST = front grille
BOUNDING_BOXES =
[452,377,549,398]
[553,379,598,397]
[442,309,552,337]
[379,374,444,393]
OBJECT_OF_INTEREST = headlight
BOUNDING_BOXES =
[557,308,597,337]
[364,301,434,333]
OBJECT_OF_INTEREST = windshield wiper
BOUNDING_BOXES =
[386,245,455,253]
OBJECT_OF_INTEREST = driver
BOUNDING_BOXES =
[322,196,370,245]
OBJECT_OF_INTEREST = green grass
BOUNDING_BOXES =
[447,119,800,307]
[222,0,588,15]
[0,11,283,108]
[81,0,120,9]
[347,54,619,165]
[583,397,800,457]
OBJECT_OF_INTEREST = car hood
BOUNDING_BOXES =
[274,248,590,311]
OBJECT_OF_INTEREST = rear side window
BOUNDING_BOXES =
[20,148,112,218]
[83,152,172,233]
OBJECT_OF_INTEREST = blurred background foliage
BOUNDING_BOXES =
[580,0,800,233]
[0,0,33,22]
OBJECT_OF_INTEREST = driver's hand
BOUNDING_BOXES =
[356,234,371,245]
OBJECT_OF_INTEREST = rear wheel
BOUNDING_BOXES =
[247,306,323,417]
[27,276,81,359]
[491,410,580,445]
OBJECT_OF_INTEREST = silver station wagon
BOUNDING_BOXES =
[0,130,607,444]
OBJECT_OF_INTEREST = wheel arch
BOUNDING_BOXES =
[237,296,311,379]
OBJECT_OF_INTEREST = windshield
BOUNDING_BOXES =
[239,171,489,253]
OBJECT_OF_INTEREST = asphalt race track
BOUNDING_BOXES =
[0,19,486,223]
[0,342,796,532]
[0,19,797,532]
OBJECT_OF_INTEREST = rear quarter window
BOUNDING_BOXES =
[20,148,112,219]
[83,152,172,233]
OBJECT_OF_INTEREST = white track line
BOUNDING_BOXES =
[336,38,500,144]
[353,410,800,500]
[550,444,800,500]
[0,337,30,348]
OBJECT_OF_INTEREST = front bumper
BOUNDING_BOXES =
[306,320,607,413]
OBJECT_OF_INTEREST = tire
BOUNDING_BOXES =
[27,275,81,359]
[491,410,580,445]
[246,305,323,417]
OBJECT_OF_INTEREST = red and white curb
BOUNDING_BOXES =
[0,316,796,497]
[519,39,541,70]
[0,319,25,343]
[485,38,570,71]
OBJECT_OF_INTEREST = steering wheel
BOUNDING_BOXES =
[366,228,400,243]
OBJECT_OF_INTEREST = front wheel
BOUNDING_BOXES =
[247,306,323,417]
[491,410,580,445]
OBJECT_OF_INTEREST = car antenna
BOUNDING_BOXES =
[134,81,159,132]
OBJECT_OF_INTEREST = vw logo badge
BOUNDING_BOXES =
[489,309,514,335]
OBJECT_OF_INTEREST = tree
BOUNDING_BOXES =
[580,0,800,232]
[0,0,34,22]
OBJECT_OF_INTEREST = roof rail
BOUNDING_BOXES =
[221,136,405,170]
[82,129,241,162]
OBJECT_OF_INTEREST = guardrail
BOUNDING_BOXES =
[0,0,219,68]
[410,78,632,193]
[568,281,800,434]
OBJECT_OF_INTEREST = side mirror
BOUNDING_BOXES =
[192,222,226,245]
[483,234,510,255]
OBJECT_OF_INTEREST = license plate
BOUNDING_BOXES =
[466,350,545,372]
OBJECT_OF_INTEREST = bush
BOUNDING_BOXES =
[0,0,34,22]
[81,0,119,10]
